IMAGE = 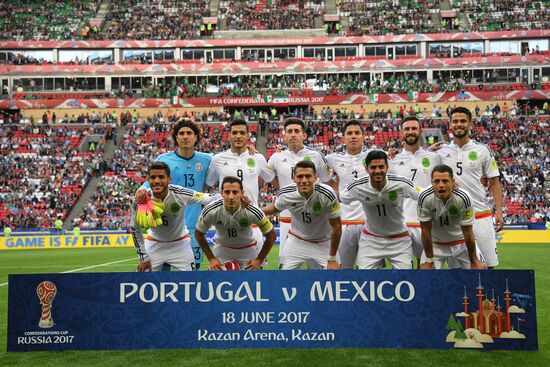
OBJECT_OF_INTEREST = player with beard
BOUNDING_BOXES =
[388,116,441,266]
[437,107,503,268]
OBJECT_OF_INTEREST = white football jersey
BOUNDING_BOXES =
[274,182,341,241]
[267,147,331,219]
[388,148,441,224]
[326,151,370,223]
[131,185,217,257]
[340,174,421,237]
[206,150,274,205]
[196,198,273,248]
[437,141,500,213]
[417,187,475,244]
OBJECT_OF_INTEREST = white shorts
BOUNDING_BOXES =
[357,230,412,270]
[407,225,423,259]
[213,242,259,269]
[280,232,338,270]
[338,223,364,269]
[421,242,482,269]
[145,236,195,271]
[473,215,498,267]
[278,219,291,261]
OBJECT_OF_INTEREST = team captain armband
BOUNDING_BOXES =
[258,217,273,233]
[463,208,473,220]
[330,201,341,213]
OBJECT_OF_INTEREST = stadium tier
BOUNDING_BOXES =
[0,1,548,232]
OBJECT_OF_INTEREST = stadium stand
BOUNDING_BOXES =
[0,124,109,230]
[101,0,209,40]
[219,0,325,31]
[457,0,550,32]
[0,0,100,41]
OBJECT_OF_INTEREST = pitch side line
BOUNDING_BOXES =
[0,258,135,287]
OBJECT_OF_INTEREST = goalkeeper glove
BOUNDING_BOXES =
[136,196,165,229]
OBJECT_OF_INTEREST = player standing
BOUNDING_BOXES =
[340,150,421,269]
[195,176,276,270]
[438,107,503,268]
[131,162,216,272]
[326,120,370,269]
[417,165,486,269]
[205,119,274,248]
[267,118,331,263]
[388,116,441,263]
[262,160,342,270]
[136,119,212,269]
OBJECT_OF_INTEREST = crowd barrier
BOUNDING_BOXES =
[1,229,548,251]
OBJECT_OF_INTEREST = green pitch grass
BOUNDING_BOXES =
[1,244,549,367]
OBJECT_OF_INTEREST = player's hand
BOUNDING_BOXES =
[136,261,152,272]
[494,212,504,232]
[427,141,445,152]
[276,144,286,153]
[470,259,487,270]
[241,194,252,207]
[247,144,258,155]
[245,258,263,270]
[208,258,223,270]
[387,148,399,159]
[479,176,488,187]
[326,260,340,270]
[135,187,148,204]
[421,262,436,269]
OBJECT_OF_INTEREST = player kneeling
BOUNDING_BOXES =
[131,162,217,272]
[418,165,486,269]
[195,176,276,270]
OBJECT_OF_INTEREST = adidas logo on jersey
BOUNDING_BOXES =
[399,161,404,166]
[365,197,371,201]
[223,162,229,166]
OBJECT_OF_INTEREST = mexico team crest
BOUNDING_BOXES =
[388,191,398,201]
[313,201,322,213]
[449,206,459,215]
[247,158,256,168]
[239,218,250,228]
[171,203,181,213]
[468,151,478,161]
[422,158,430,168]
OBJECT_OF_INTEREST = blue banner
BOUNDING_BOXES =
[7,270,537,351]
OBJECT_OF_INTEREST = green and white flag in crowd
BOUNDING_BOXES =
[370,93,378,103]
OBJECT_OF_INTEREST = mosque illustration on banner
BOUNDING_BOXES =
[446,274,530,349]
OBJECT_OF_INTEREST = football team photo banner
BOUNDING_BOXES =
[7,270,537,352]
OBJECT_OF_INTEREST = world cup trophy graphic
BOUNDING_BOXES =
[36,281,57,328]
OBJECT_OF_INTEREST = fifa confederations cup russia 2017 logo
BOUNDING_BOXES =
[36,281,57,328]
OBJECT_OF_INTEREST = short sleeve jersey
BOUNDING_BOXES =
[326,151,370,222]
[340,174,421,237]
[196,199,273,248]
[417,187,474,244]
[388,148,441,224]
[438,140,499,213]
[274,182,341,241]
[267,147,331,218]
[206,150,274,205]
